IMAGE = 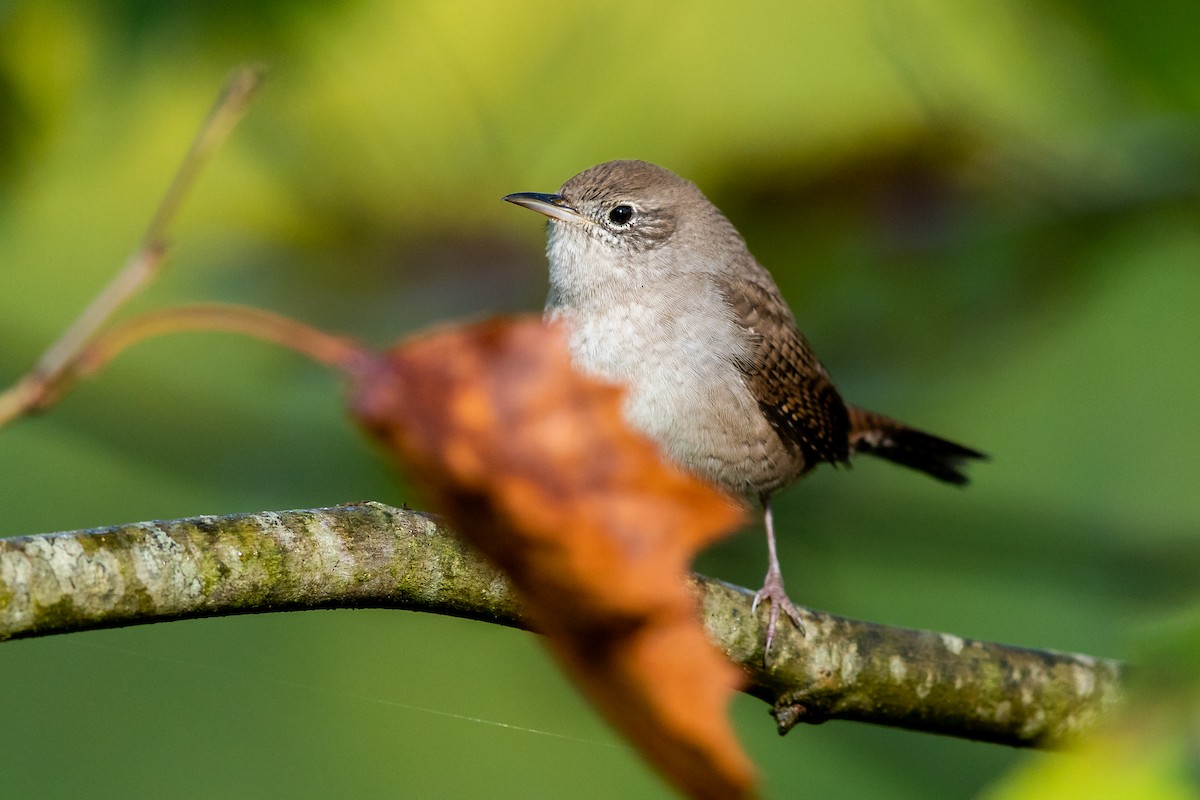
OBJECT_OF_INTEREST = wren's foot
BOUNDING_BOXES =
[751,569,805,659]
[754,494,805,659]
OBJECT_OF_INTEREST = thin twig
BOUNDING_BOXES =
[0,66,265,427]
[75,303,370,377]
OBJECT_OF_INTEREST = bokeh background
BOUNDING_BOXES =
[2,2,1197,798]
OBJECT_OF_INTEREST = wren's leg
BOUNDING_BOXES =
[751,493,805,657]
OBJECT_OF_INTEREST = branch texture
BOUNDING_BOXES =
[0,502,1122,747]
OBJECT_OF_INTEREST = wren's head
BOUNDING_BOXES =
[503,160,751,308]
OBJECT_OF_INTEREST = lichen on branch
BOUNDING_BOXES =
[0,501,1123,749]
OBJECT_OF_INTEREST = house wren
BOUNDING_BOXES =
[504,160,984,654]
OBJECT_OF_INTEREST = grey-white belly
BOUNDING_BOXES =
[549,304,801,496]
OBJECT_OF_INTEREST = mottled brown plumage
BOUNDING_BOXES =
[715,271,851,476]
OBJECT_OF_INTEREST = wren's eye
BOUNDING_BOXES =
[606,204,634,226]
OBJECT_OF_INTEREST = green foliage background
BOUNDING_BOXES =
[1,2,1197,797]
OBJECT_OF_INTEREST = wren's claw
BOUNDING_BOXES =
[752,569,805,659]
[752,494,805,660]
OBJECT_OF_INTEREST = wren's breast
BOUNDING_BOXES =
[546,299,806,497]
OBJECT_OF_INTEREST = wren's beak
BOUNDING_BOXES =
[502,192,587,225]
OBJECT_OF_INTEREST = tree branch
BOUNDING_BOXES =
[0,501,1122,747]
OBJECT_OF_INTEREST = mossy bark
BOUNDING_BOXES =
[0,501,1122,747]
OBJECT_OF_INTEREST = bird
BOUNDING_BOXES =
[503,160,984,656]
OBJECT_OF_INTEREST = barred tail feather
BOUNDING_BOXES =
[847,406,986,485]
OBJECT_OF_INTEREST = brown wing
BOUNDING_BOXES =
[714,270,851,469]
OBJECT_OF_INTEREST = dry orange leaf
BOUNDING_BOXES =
[351,317,755,800]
